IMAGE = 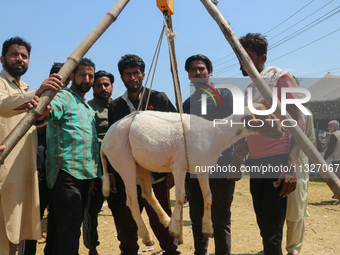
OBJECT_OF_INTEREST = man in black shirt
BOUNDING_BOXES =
[183,54,235,255]
[108,54,179,255]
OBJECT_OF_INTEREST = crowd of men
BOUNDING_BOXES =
[0,34,332,255]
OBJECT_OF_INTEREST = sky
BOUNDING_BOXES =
[1,0,339,104]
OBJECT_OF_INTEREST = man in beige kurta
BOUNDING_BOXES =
[0,37,63,255]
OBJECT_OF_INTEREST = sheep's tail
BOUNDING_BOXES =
[101,150,110,197]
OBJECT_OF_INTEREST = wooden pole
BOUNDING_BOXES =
[0,0,130,164]
[200,0,340,199]
[164,14,183,113]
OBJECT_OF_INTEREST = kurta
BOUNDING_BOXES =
[0,69,41,244]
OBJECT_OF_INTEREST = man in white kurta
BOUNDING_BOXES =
[0,69,40,253]
[0,37,62,255]
[286,113,315,255]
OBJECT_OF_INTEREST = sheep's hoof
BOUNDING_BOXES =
[202,225,214,238]
[169,229,180,239]
[169,223,180,239]
[202,220,213,238]
[143,239,155,246]
[178,233,183,244]
[203,231,214,238]
[169,218,180,238]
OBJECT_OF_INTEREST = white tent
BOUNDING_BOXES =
[308,72,340,101]
[305,72,340,121]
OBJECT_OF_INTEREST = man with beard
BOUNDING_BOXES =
[83,70,120,255]
[0,37,63,255]
[108,54,180,255]
[45,58,100,255]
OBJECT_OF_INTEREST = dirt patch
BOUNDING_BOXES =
[34,178,339,254]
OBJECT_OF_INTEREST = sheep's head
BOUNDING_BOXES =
[242,105,285,139]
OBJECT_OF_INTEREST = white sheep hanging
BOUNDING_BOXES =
[101,106,284,246]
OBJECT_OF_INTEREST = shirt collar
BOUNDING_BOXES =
[92,96,110,108]
[122,90,137,112]
[1,69,15,83]
[66,87,90,104]
[1,69,29,91]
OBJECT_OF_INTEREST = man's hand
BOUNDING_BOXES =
[37,104,52,121]
[35,73,63,97]
[15,95,41,111]
[18,96,52,121]
[274,167,297,197]
[14,73,63,114]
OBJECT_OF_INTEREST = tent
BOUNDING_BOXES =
[305,72,340,124]
[304,72,340,152]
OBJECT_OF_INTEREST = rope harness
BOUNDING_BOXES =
[136,16,190,172]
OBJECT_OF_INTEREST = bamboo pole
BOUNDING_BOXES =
[163,13,185,244]
[0,0,130,164]
[164,14,183,113]
[200,0,340,199]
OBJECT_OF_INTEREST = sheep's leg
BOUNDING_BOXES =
[101,151,110,197]
[178,207,183,244]
[118,161,154,246]
[168,167,186,239]
[137,165,171,228]
[197,174,214,238]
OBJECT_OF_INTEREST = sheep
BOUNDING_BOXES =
[100,106,284,246]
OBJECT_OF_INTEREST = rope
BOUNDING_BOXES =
[144,28,165,111]
[136,25,166,112]
[163,14,190,172]
[135,16,190,173]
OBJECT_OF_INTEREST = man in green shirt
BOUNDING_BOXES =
[84,70,119,255]
[45,58,100,255]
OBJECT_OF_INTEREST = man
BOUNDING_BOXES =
[0,37,63,255]
[108,54,179,255]
[182,54,235,255]
[19,62,68,255]
[286,113,315,255]
[235,33,304,255]
[324,120,340,201]
[83,70,120,255]
[324,120,340,166]
[45,58,100,255]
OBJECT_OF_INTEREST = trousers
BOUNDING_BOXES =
[188,177,235,255]
[247,154,289,255]
[83,177,120,249]
[118,178,179,255]
[50,170,90,255]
